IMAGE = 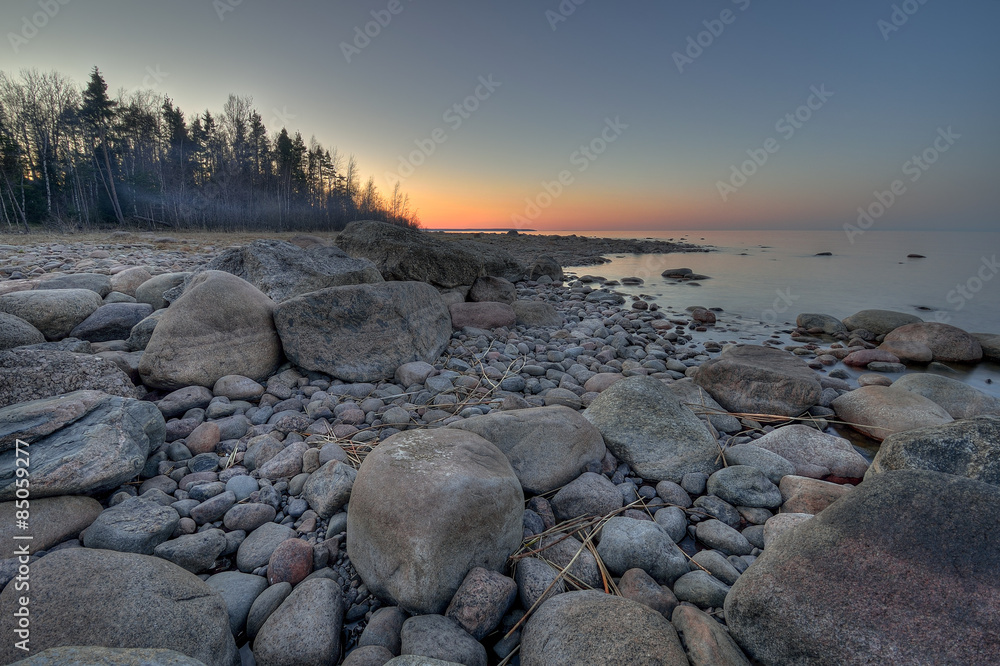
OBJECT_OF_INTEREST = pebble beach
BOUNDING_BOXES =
[0,221,998,666]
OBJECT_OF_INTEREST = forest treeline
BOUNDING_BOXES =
[0,67,419,233]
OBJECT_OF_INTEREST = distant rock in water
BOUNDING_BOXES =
[814,251,833,256]
[907,253,926,258]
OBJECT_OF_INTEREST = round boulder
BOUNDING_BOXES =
[347,429,523,614]
[138,271,282,390]
[0,548,238,666]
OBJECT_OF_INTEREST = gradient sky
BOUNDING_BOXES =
[2,0,998,231]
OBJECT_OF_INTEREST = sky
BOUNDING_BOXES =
[2,0,998,232]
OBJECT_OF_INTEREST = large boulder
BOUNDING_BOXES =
[448,405,606,495]
[725,470,1000,665]
[693,345,822,417]
[832,385,953,441]
[0,312,44,350]
[0,288,103,340]
[520,590,688,666]
[747,424,869,480]
[0,548,238,666]
[890,372,1000,419]
[138,271,282,390]
[275,281,451,383]
[347,429,523,614]
[194,238,383,302]
[69,302,154,342]
[0,349,138,408]
[583,376,720,483]
[883,322,983,363]
[867,416,1000,485]
[336,220,522,287]
[841,309,922,336]
[0,391,164,500]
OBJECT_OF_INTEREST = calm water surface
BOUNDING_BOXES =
[538,229,1000,401]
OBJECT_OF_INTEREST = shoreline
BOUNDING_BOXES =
[0,226,998,664]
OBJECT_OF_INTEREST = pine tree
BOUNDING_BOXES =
[80,66,125,225]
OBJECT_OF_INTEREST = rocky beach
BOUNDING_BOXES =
[0,220,998,666]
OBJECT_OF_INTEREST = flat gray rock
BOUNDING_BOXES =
[693,345,822,418]
[83,496,179,555]
[69,302,153,342]
[9,646,207,665]
[584,376,720,482]
[275,281,452,383]
[449,405,606,495]
[596,516,688,585]
[0,391,163,500]
[194,238,383,302]
[867,416,1000,485]
[0,350,138,408]
[0,288,103,339]
[400,614,487,666]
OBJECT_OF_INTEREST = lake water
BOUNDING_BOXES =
[550,229,999,335]
[535,229,1000,402]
